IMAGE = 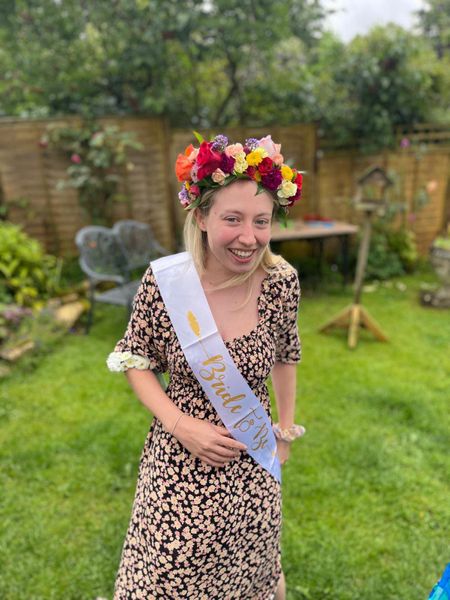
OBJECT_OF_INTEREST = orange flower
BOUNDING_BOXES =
[175,153,193,182]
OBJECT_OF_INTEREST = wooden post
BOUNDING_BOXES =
[319,196,389,348]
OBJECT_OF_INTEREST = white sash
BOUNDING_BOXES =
[151,252,281,483]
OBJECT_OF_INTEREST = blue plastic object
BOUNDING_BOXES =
[428,564,450,599]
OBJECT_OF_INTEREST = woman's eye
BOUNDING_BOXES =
[256,219,270,226]
[225,217,239,223]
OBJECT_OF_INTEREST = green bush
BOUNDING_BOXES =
[0,222,62,307]
[366,221,419,281]
[387,227,418,272]
[366,229,405,280]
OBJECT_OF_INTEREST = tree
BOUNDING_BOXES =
[416,0,450,59]
[315,25,446,151]
[0,0,329,125]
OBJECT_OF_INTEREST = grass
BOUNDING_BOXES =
[0,270,448,599]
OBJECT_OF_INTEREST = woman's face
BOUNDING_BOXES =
[195,180,274,278]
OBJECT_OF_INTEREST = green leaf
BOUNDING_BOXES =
[276,208,288,227]
[192,131,205,144]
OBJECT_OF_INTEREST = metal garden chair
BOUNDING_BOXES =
[75,222,169,333]
[112,220,169,268]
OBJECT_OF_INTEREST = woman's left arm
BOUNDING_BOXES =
[271,361,297,464]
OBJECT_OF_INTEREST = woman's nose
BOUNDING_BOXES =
[238,223,257,245]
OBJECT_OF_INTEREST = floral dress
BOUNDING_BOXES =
[107,258,301,600]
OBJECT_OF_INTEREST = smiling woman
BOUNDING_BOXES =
[107,134,306,600]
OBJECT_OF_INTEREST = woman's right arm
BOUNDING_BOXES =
[125,369,247,467]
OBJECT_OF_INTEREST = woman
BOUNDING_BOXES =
[107,134,305,599]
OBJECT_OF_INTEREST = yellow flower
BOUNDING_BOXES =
[281,165,294,181]
[246,148,268,166]
[277,180,297,198]
[234,152,248,174]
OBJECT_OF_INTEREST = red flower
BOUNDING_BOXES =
[290,173,303,203]
[261,169,282,191]
[246,166,257,180]
[220,153,235,174]
[71,153,81,164]
[258,157,273,176]
[197,142,222,180]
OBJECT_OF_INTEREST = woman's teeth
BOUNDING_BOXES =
[229,249,254,258]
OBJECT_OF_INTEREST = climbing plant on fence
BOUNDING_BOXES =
[41,121,143,225]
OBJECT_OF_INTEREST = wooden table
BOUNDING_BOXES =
[270,220,359,284]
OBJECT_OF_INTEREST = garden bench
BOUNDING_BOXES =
[75,221,169,333]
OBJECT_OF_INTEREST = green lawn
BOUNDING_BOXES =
[0,272,448,599]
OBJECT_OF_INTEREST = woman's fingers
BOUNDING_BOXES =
[212,425,247,451]
[208,448,240,461]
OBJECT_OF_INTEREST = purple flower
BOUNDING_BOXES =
[212,134,228,152]
[261,169,282,191]
[245,138,259,151]
[220,153,235,174]
[400,137,410,148]
[178,186,189,205]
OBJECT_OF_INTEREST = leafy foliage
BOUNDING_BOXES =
[0,1,448,150]
[0,222,62,307]
[0,304,32,342]
[42,121,143,224]
[416,0,450,59]
[366,226,418,280]
[317,26,446,151]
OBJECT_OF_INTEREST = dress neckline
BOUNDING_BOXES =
[221,271,272,346]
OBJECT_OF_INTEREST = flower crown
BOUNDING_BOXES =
[175,133,303,211]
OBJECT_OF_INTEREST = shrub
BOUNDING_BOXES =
[0,222,62,307]
[366,224,418,280]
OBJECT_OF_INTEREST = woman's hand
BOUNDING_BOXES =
[174,414,247,467]
[277,439,291,465]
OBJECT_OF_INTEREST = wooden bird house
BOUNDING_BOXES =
[353,166,393,213]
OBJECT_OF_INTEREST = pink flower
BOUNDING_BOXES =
[426,180,437,194]
[190,149,199,161]
[211,168,227,184]
[257,135,282,158]
[190,163,199,182]
[71,153,81,164]
[400,137,410,148]
[224,143,244,158]
[272,152,284,166]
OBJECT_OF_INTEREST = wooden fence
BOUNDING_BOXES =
[0,116,448,257]
[316,145,450,255]
[0,116,174,256]
[0,118,316,256]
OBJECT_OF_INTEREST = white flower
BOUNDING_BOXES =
[277,180,297,199]
[233,152,248,174]
[106,351,150,372]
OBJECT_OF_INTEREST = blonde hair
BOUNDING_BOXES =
[183,184,284,291]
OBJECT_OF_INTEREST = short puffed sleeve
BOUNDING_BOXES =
[275,268,301,364]
[106,266,167,373]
